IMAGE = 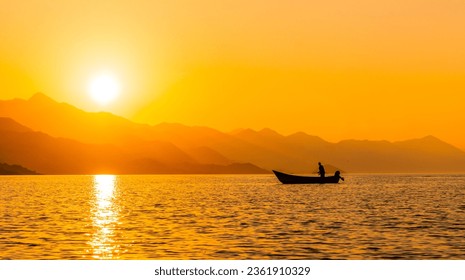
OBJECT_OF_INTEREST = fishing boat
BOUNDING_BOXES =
[272,170,343,184]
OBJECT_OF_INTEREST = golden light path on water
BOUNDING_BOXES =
[89,175,120,259]
[2,175,465,259]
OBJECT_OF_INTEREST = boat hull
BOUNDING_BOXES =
[272,170,341,184]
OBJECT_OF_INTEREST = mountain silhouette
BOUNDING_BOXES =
[0,162,39,175]
[0,93,147,144]
[0,117,32,133]
[0,117,267,174]
[1,93,465,173]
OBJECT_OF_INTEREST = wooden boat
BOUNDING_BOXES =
[272,170,343,184]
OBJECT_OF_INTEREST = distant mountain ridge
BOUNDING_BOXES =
[1,93,465,174]
[0,117,267,174]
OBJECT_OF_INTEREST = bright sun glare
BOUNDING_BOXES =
[88,74,120,105]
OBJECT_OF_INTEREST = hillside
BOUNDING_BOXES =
[1,94,465,173]
[0,117,267,174]
[0,93,149,144]
[0,162,39,175]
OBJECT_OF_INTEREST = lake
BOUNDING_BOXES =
[1,174,465,259]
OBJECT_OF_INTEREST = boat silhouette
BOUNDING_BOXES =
[272,170,343,184]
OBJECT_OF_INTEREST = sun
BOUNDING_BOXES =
[88,74,120,105]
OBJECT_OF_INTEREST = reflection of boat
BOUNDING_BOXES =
[272,170,342,184]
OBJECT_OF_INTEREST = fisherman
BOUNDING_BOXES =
[334,170,345,181]
[317,162,325,178]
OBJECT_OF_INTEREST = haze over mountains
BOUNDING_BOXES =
[1,93,465,174]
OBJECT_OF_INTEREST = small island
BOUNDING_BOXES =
[0,162,39,175]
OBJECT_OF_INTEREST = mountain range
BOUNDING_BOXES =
[1,93,465,174]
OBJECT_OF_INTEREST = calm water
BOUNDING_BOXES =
[1,174,465,260]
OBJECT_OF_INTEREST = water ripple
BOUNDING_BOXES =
[1,174,465,259]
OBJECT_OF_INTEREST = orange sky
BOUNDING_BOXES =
[1,1,465,149]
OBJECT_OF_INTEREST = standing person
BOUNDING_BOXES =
[318,162,325,178]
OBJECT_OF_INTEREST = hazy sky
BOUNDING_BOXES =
[1,1,465,149]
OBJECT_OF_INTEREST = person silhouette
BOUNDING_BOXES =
[318,162,325,178]
[334,170,344,181]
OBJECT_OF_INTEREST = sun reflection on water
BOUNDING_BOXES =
[89,175,120,259]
